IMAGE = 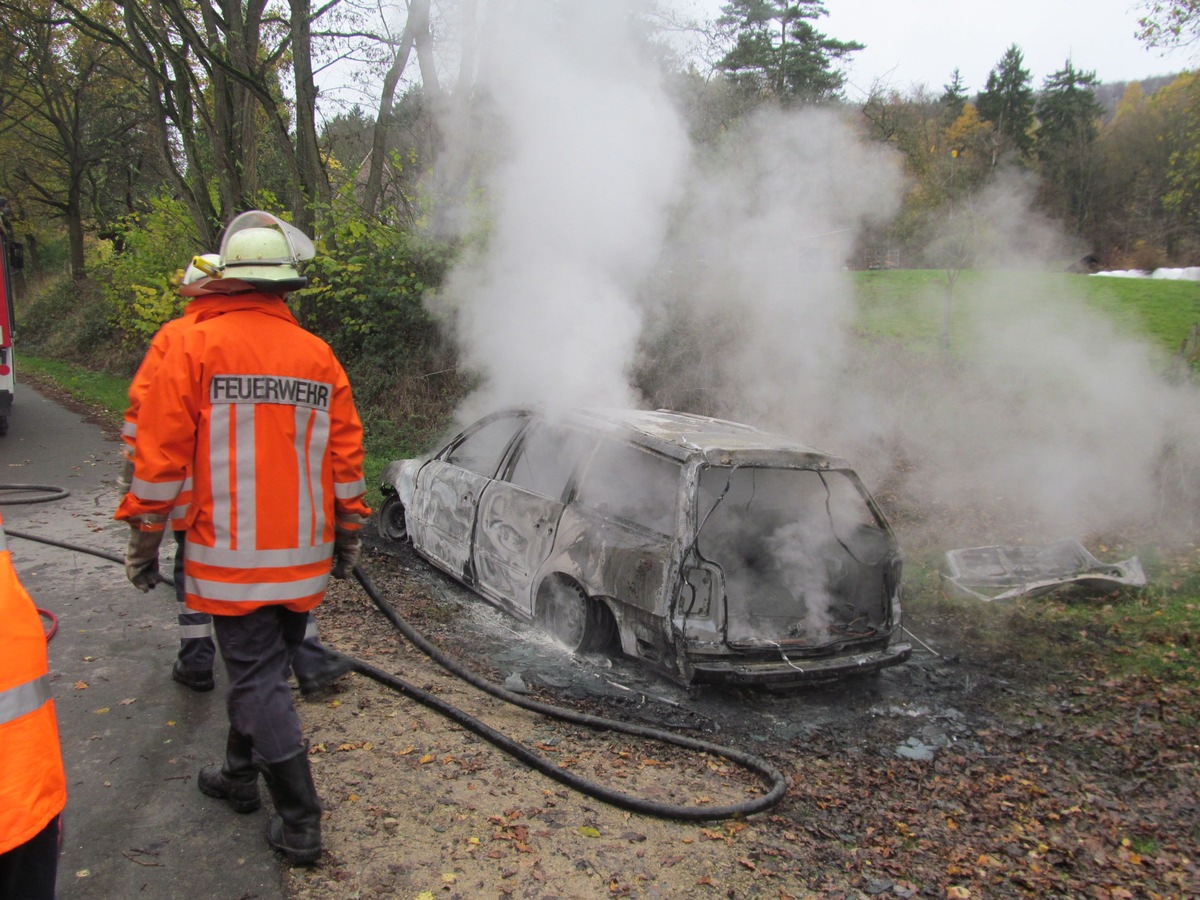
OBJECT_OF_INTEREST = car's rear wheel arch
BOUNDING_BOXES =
[535,574,617,654]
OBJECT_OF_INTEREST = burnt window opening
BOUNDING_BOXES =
[504,422,592,502]
[696,467,893,648]
[444,413,526,478]
[575,439,681,536]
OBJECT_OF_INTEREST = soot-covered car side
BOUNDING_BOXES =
[378,408,910,687]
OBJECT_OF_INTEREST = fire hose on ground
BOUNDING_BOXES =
[2,483,74,638]
[0,484,788,822]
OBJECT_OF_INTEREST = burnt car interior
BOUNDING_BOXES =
[692,465,897,651]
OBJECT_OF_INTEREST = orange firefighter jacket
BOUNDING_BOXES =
[121,297,228,530]
[115,293,370,615]
[0,513,67,855]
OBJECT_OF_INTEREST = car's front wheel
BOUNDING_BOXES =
[376,493,408,543]
[537,578,615,654]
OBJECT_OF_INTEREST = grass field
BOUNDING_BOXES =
[852,269,1200,359]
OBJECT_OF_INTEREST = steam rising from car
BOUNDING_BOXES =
[430,0,688,424]
[426,0,1200,548]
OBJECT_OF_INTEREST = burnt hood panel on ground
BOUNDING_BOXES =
[943,539,1147,602]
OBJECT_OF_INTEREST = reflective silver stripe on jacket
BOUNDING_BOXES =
[334,479,366,499]
[0,674,51,726]
[122,421,137,439]
[185,542,333,568]
[168,477,194,524]
[234,403,257,545]
[210,402,233,548]
[185,572,331,602]
[131,476,185,501]
[0,525,7,553]
[295,407,331,546]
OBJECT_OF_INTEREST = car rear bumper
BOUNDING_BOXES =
[688,642,912,686]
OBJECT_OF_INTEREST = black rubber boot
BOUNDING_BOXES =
[262,748,322,866]
[172,659,215,693]
[198,728,261,813]
[295,649,354,696]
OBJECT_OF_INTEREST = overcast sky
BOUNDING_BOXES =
[682,0,1198,98]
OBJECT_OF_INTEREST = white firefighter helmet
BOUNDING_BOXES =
[178,253,223,297]
[202,211,316,294]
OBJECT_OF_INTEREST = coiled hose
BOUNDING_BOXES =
[2,484,74,637]
[2,500,788,821]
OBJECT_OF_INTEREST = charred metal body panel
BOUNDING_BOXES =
[409,460,484,580]
[943,540,1147,601]
[380,408,909,687]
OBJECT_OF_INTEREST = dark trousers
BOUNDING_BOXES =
[0,814,59,900]
[212,607,308,764]
[174,532,337,680]
[174,533,215,672]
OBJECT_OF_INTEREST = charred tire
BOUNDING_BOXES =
[537,578,615,654]
[376,493,408,543]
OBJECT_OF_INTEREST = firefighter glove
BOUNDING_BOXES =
[331,529,361,580]
[125,524,165,592]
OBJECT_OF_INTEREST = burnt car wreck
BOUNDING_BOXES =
[378,408,910,687]
[943,540,1147,602]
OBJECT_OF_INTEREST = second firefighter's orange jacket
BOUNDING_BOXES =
[121,296,227,530]
[0,512,68,856]
[115,293,370,615]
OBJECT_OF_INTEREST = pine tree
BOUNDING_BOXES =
[1036,60,1103,156]
[940,69,969,122]
[1035,60,1104,233]
[715,0,863,104]
[976,44,1035,157]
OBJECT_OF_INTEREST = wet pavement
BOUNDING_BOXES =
[0,383,285,900]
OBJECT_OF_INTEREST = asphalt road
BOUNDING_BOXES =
[0,382,285,900]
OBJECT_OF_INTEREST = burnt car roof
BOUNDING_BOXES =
[520,407,848,469]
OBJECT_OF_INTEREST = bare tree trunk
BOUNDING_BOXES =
[289,0,331,235]
[362,0,428,216]
[66,189,86,279]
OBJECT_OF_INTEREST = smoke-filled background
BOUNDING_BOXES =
[426,0,1200,551]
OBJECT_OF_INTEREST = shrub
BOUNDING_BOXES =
[15,275,136,372]
[96,195,204,347]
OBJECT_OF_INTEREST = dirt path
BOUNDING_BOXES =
[287,541,1199,898]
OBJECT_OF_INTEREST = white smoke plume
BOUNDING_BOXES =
[426,1,1200,549]
[642,106,905,438]
[431,0,689,423]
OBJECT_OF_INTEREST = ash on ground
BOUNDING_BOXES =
[354,537,1002,765]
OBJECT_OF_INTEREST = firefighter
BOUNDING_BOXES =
[115,211,370,865]
[0,512,68,899]
[120,254,353,696]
